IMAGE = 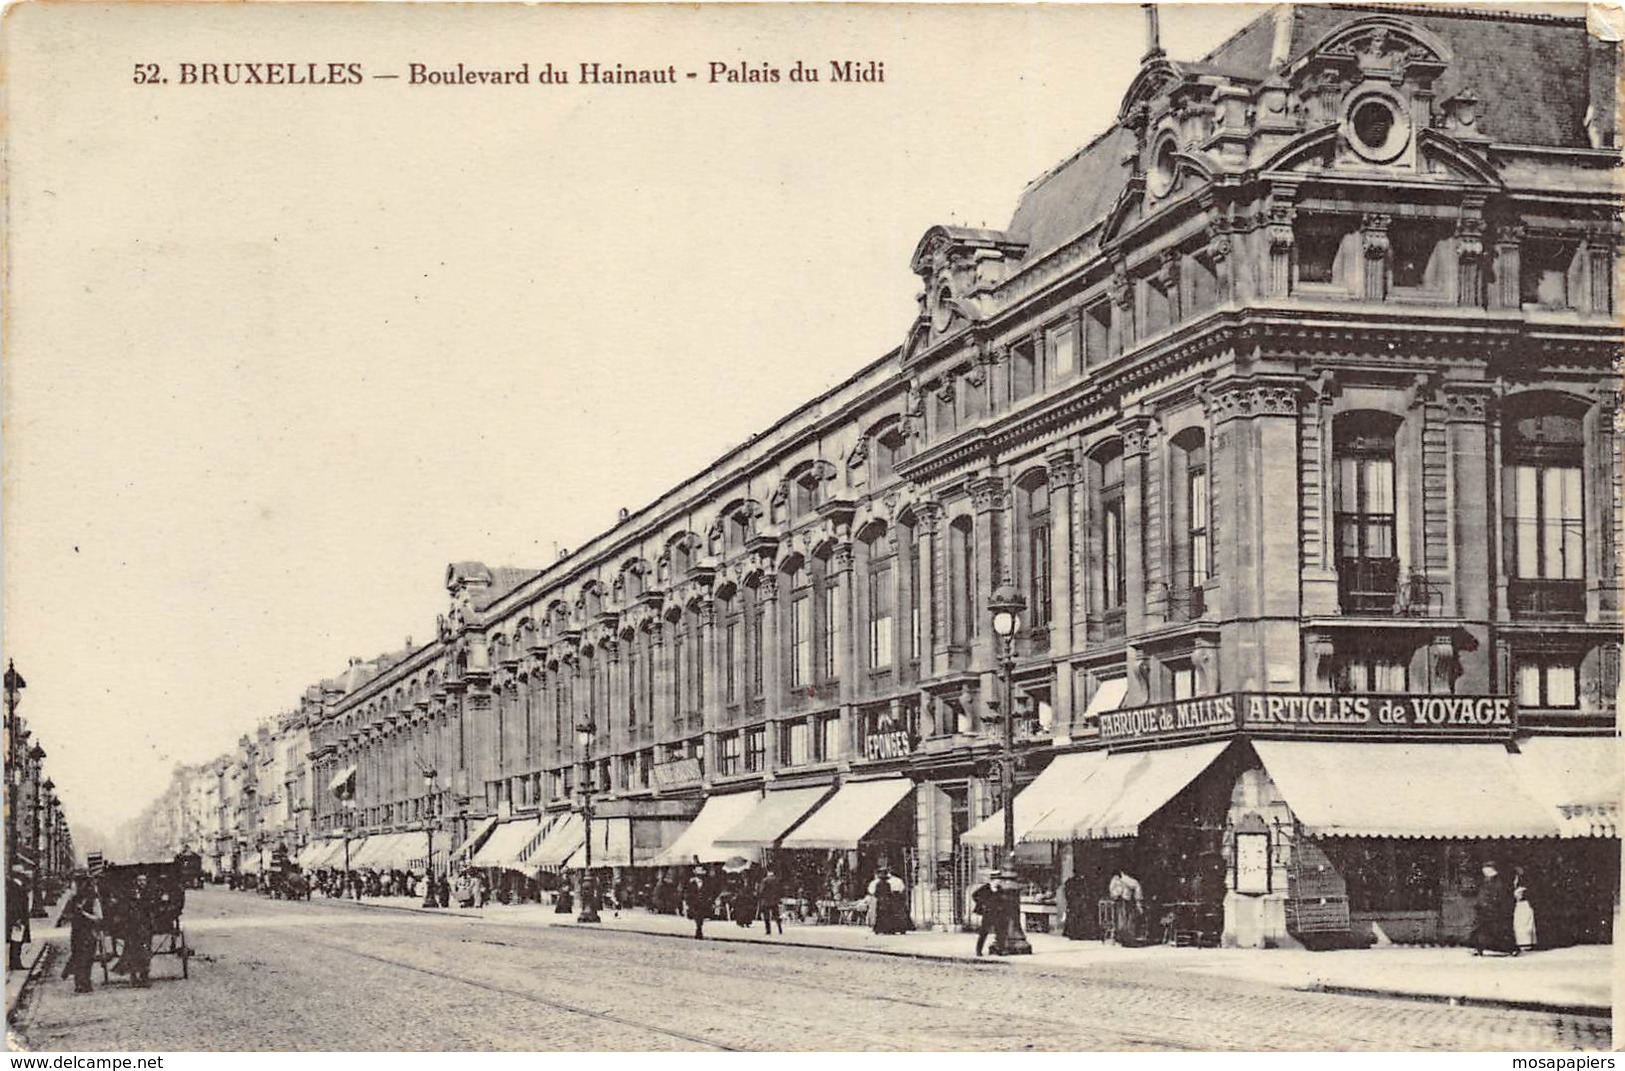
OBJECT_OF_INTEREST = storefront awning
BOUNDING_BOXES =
[240,852,262,875]
[572,816,634,868]
[962,751,1110,847]
[1083,678,1129,720]
[329,765,357,795]
[452,815,501,862]
[1025,741,1229,841]
[1510,736,1621,837]
[528,812,586,869]
[715,786,832,847]
[779,778,913,851]
[1254,740,1559,839]
[471,818,546,870]
[651,791,762,866]
[309,839,347,869]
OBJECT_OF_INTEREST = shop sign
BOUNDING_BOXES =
[1098,692,1517,749]
[865,730,912,761]
[1097,694,1238,747]
[1239,693,1515,738]
[652,757,702,788]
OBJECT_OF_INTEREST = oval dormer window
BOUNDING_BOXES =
[1345,91,1410,164]
[933,286,955,333]
[1148,136,1178,199]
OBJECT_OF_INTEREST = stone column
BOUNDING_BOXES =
[1443,386,1493,691]
[1492,224,1522,310]
[1456,214,1486,308]
[759,575,783,767]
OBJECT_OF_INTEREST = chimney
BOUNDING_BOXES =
[1270,4,1294,71]
[618,507,630,523]
[1142,3,1164,63]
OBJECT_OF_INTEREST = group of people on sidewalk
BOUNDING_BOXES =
[1470,861,1539,957]
[56,871,157,994]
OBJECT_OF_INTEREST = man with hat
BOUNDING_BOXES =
[682,864,713,939]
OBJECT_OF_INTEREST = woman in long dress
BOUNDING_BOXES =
[1513,871,1537,952]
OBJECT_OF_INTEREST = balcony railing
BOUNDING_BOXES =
[1338,557,1399,615]
[1508,578,1585,619]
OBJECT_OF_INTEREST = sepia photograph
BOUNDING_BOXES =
[2,0,1619,1055]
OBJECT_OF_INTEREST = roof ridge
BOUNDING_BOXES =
[1319,2,1586,27]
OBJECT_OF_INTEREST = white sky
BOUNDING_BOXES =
[3,2,1263,841]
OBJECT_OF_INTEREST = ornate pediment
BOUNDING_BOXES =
[1300,16,1450,84]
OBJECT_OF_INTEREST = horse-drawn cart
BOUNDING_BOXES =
[95,860,191,981]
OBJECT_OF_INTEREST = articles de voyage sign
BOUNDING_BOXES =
[1096,692,1516,749]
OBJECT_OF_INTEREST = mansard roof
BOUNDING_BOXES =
[1004,4,1598,265]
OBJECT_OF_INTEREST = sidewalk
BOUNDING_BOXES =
[6,905,66,1022]
[331,894,1614,1016]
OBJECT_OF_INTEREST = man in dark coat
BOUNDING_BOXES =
[58,874,102,994]
[756,870,784,935]
[1061,872,1090,941]
[1471,861,1517,956]
[114,872,156,987]
[8,866,31,970]
[971,873,1000,956]
[682,866,712,939]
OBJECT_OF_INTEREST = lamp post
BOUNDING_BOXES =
[4,661,24,885]
[576,717,599,923]
[28,744,47,917]
[342,797,356,898]
[988,582,1032,956]
[43,791,58,901]
[422,769,439,908]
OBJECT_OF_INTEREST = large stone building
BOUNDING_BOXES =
[161,4,1621,947]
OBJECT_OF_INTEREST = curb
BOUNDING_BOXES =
[1302,982,1611,1019]
[325,897,484,921]
[6,940,54,1022]
[554,920,1011,966]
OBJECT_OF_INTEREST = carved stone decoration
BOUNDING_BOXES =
[846,436,870,470]
[831,541,855,574]
[1457,214,1487,307]
[1494,222,1524,309]
[1362,213,1392,301]
[968,475,1007,514]
[1265,196,1296,298]
[1121,418,1151,457]
[1440,386,1490,422]
[1046,448,1079,489]
[1191,644,1216,694]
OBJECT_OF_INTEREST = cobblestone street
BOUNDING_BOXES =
[8,890,1611,1051]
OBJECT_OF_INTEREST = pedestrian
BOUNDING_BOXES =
[114,872,155,987]
[1513,868,1538,953]
[8,864,32,970]
[1470,861,1517,956]
[1061,871,1089,940]
[971,872,1000,956]
[437,873,451,909]
[757,869,784,935]
[683,865,711,939]
[868,866,910,934]
[58,873,102,994]
[1108,868,1144,946]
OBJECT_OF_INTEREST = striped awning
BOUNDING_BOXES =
[1254,741,1559,839]
[1024,742,1228,841]
[471,818,548,870]
[1511,735,1622,837]
[528,812,585,869]
[452,815,501,862]
[777,779,912,851]
[963,752,1110,847]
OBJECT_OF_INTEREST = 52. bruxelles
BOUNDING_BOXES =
[133,62,365,85]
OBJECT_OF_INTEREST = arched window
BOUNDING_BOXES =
[873,424,909,484]
[785,559,811,689]
[1091,443,1126,616]
[1016,471,1052,640]
[1334,411,1401,614]
[1170,428,1209,616]
[1503,396,1586,618]
[863,525,894,671]
[948,515,977,646]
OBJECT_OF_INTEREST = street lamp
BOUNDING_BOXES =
[43,792,58,900]
[28,744,47,917]
[4,661,24,886]
[576,718,600,924]
[341,797,357,898]
[988,581,1032,956]
[422,768,440,908]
